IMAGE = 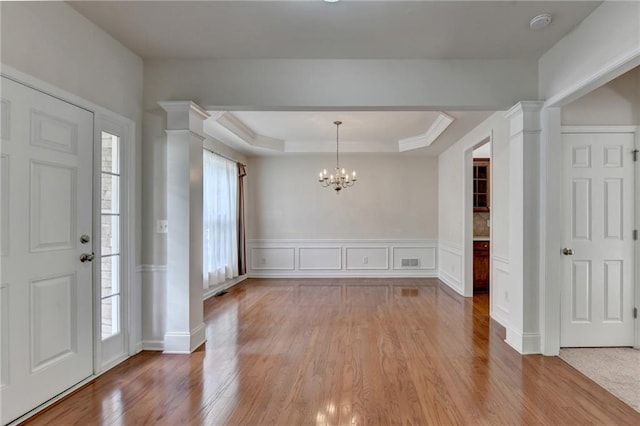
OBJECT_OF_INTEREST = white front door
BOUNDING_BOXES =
[561,129,636,347]
[0,77,94,424]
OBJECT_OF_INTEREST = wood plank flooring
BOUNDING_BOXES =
[23,278,640,425]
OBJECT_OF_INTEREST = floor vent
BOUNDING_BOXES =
[401,258,420,268]
[214,290,228,297]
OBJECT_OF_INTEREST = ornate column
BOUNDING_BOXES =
[159,101,209,353]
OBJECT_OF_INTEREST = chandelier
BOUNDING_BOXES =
[318,121,357,192]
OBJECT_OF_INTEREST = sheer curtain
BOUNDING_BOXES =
[203,150,238,288]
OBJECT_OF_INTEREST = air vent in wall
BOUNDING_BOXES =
[401,258,420,268]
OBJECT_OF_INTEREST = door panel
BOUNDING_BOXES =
[561,131,635,347]
[0,77,93,424]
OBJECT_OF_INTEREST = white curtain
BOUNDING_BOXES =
[203,150,238,288]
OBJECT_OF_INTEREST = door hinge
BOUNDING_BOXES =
[634,229,638,241]
[633,149,639,162]
[634,307,638,319]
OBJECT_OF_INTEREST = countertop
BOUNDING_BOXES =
[473,237,490,242]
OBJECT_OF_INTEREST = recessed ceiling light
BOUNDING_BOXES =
[323,0,340,3]
[530,13,552,30]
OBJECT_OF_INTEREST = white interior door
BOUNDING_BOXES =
[561,129,636,347]
[0,77,94,424]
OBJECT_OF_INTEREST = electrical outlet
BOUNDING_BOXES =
[261,258,266,265]
[505,291,509,302]
[156,220,168,234]
[487,219,491,227]
[363,256,368,264]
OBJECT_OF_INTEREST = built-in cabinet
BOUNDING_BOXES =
[473,158,490,212]
[473,241,490,293]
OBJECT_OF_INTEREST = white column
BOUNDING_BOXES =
[504,101,543,354]
[159,101,209,353]
[539,107,562,356]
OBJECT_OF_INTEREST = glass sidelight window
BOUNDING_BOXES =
[100,132,121,340]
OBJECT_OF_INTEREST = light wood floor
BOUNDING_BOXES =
[24,278,640,425]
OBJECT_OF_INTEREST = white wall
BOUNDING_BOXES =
[539,1,640,105]
[143,58,537,111]
[1,2,143,127]
[246,154,438,240]
[437,112,510,320]
[473,143,491,158]
[562,66,640,125]
[438,112,509,251]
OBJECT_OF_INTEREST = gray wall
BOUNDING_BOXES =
[246,154,438,240]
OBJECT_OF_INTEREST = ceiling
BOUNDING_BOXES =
[68,1,599,156]
[69,1,601,60]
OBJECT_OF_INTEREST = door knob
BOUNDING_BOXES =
[80,252,95,263]
[562,248,574,256]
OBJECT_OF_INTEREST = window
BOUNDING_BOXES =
[101,131,121,340]
[203,150,238,288]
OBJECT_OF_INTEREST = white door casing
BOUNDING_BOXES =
[0,77,94,424]
[561,129,636,347]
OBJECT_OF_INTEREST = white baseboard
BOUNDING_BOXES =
[437,271,464,295]
[505,327,541,354]
[203,275,248,300]
[490,309,510,329]
[163,322,206,354]
[141,340,164,351]
[248,272,438,279]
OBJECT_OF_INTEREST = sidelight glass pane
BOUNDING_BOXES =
[101,215,120,256]
[101,130,122,342]
[101,132,120,174]
[101,255,120,297]
[101,173,120,214]
[101,295,120,339]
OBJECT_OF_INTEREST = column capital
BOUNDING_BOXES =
[505,101,544,119]
[158,101,209,136]
[506,101,544,137]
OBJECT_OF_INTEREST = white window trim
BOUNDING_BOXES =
[96,115,135,370]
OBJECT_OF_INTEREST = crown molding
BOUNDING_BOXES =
[205,111,285,152]
[397,112,454,152]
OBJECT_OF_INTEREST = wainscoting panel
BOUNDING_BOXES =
[345,247,388,270]
[491,255,510,328]
[138,265,167,351]
[392,246,436,270]
[299,247,342,270]
[250,247,295,271]
[437,241,463,294]
[247,239,437,278]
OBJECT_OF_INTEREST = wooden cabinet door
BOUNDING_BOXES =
[473,241,490,293]
[473,159,490,212]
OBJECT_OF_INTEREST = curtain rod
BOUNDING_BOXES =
[203,146,246,168]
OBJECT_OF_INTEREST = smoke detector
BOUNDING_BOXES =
[530,13,552,30]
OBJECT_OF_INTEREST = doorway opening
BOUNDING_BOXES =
[463,136,492,312]
[472,141,491,298]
